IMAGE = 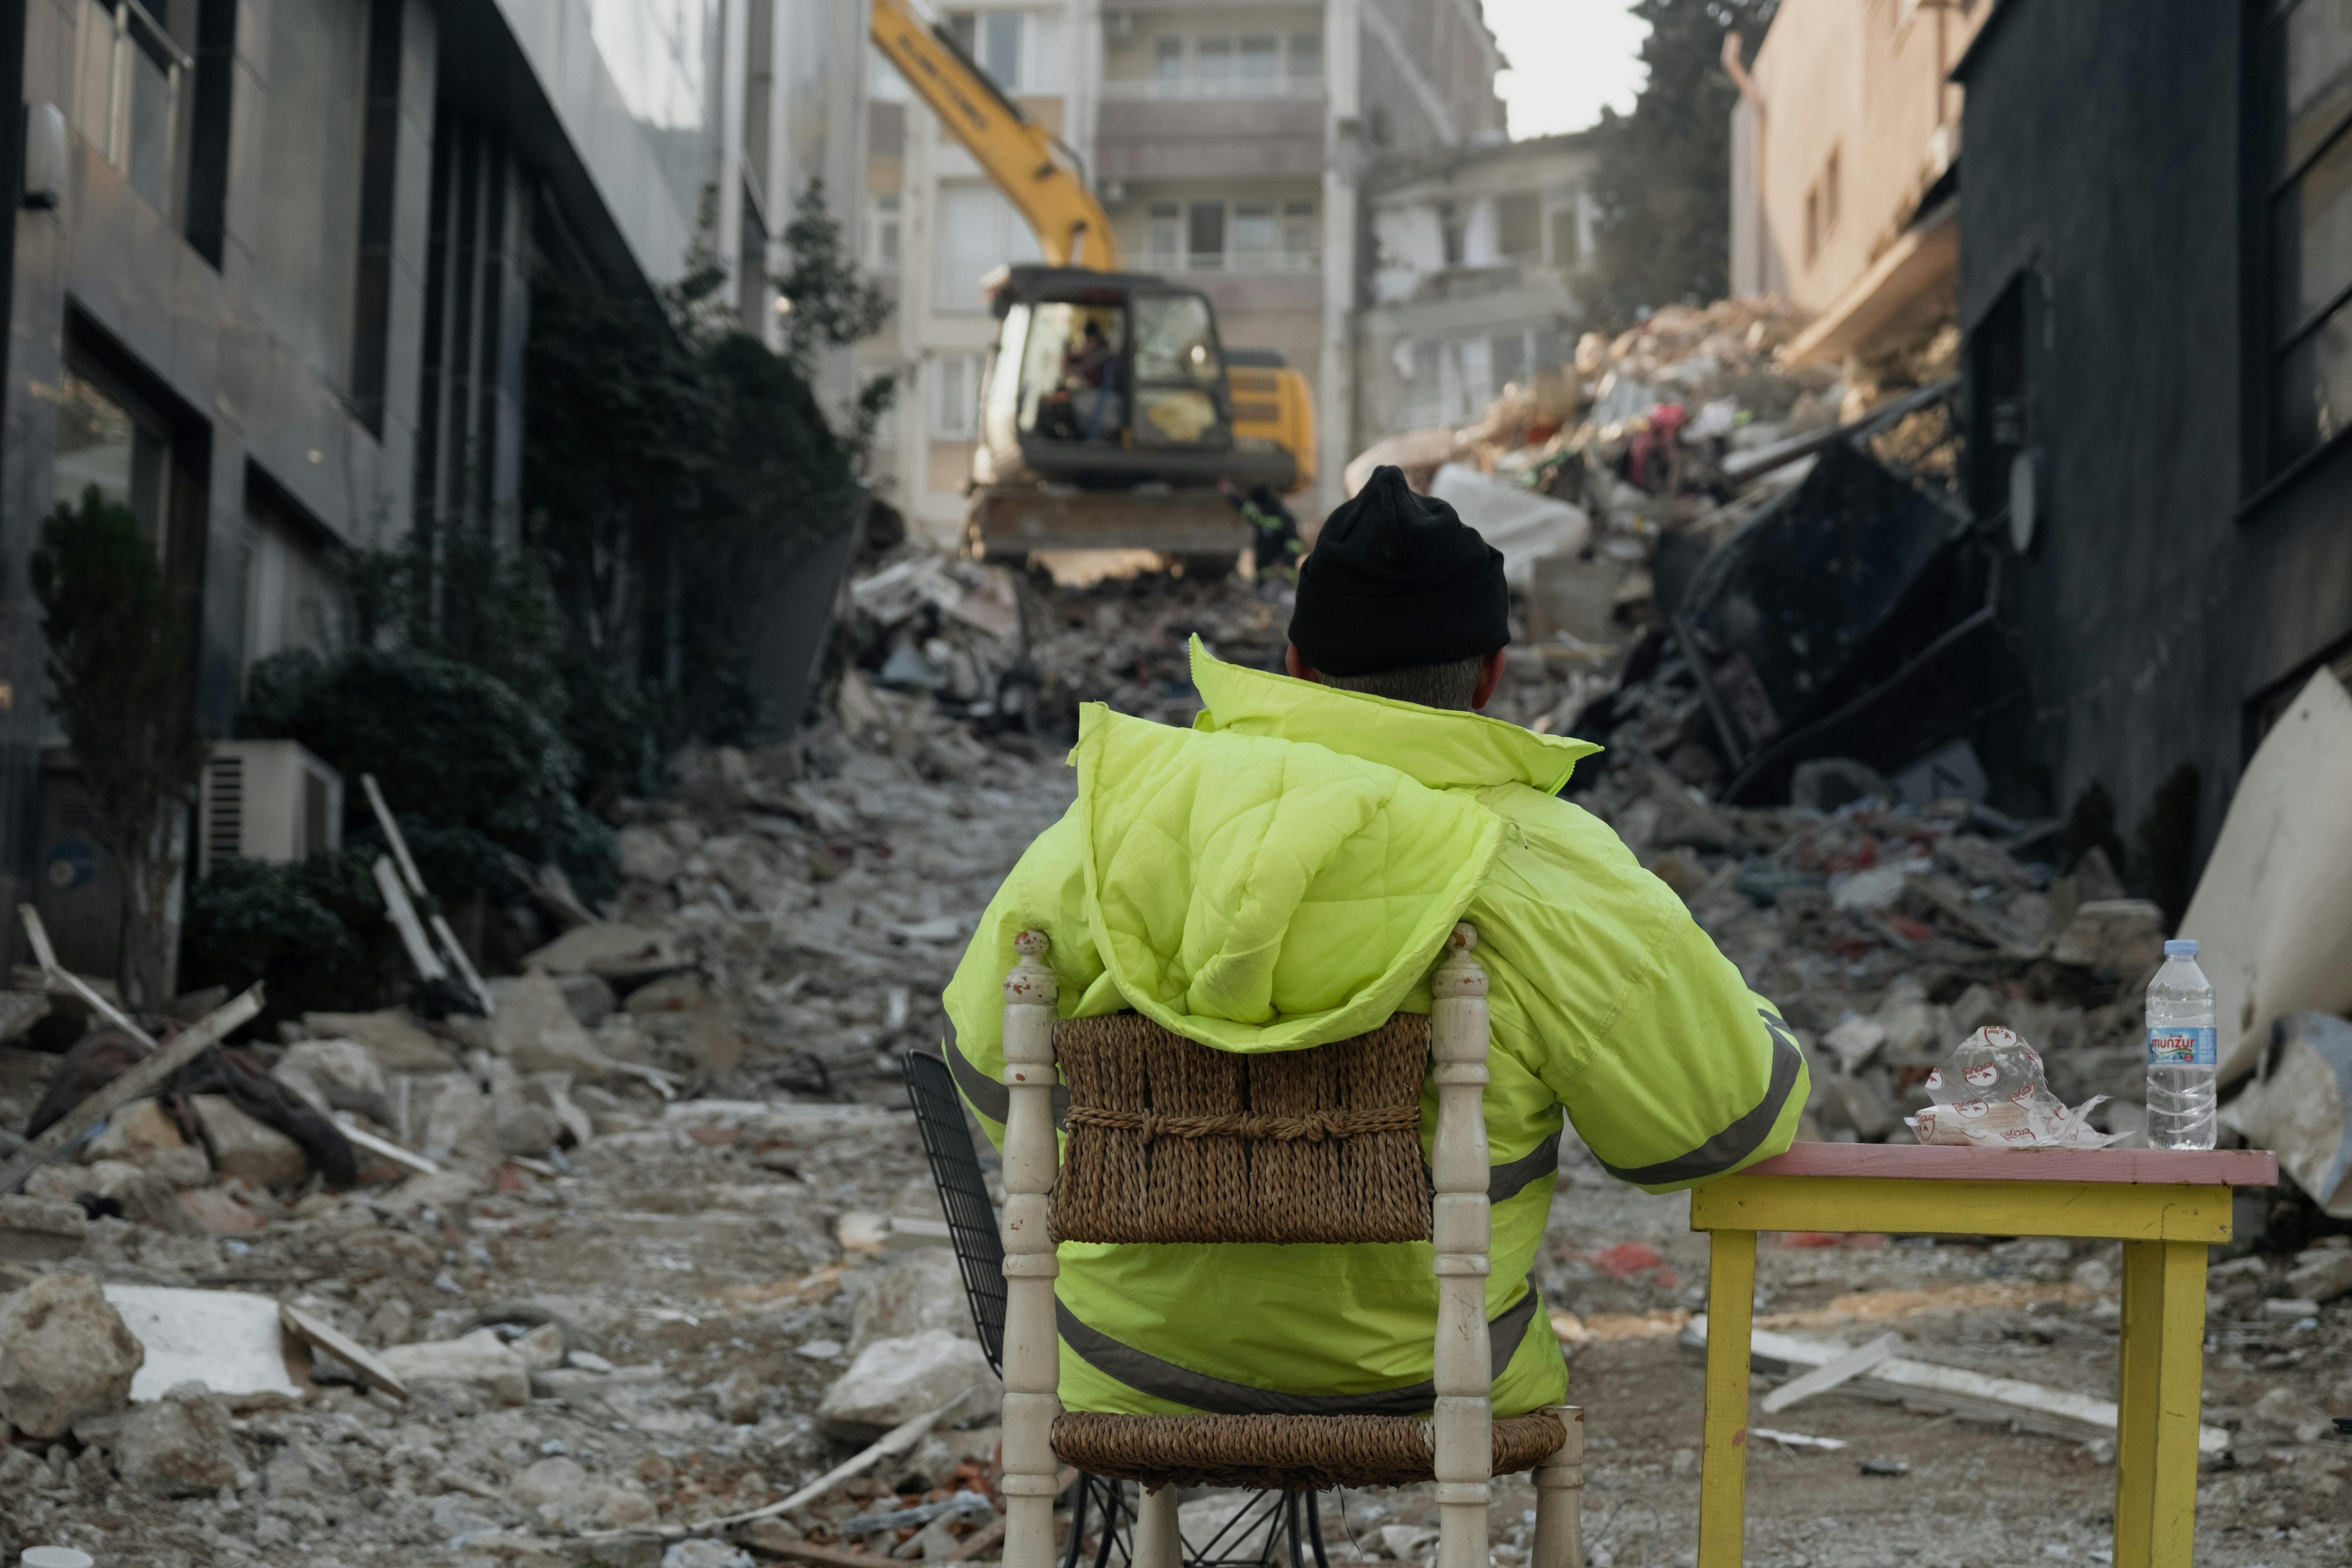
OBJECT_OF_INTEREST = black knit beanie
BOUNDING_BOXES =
[1287,466,1510,677]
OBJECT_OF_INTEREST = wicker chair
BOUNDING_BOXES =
[999,923,1586,1568]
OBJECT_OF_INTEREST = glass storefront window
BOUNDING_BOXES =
[52,372,168,548]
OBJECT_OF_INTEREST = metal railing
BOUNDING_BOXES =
[1100,75,1324,101]
[1132,249,1322,275]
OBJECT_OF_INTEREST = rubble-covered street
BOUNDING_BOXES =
[0,518,2347,1566]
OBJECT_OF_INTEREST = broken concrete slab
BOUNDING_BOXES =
[554,971,619,1027]
[2050,899,2167,974]
[491,971,616,1081]
[378,1329,531,1406]
[0,1193,88,1261]
[522,922,686,979]
[2285,1244,2352,1305]
[815,1329,999,1441]
[114,1380,244,1497]
[0,1272,145,1437]
[106,1285,306,1406]
[849,1248,976,1354]
[274,1039,394,1127]
[301,1009,461,1073]
[2231,1012,2352,1218]
[189,1094,310,1187]
[279,1302,408,1400]
[2178,666,2352,1083]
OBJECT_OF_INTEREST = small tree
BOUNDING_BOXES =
[772,177,897,464]
[31,489,210,1008]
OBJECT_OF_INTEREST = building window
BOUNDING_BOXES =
[1288,30,1321,84]
[1497,191,1541,262]
[242,473,348,680]
[868,193,902,273]
[931,354,982,440]
[1549,204,1582,268]
[1283,199,1316,257]
[1439,202,1465,268]
[74,0,188,215]
[1132,31,1316,97]
[946,9,1063,94]
[52,371,171,548]
[1187,201,1227,270]
[251,0,369,394]
[934,182,1039,311]
[2263,0,2352,476]
[1148,202,1182,258]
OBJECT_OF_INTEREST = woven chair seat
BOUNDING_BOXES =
[1052,1012,1433,1246]
[1051,1410,1568,1493]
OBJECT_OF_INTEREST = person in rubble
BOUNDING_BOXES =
[937,465,1803,1420]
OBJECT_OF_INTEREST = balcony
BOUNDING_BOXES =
[1132,249,1321,275]
[1096,93,1326,181]
[1100,75,1324,100]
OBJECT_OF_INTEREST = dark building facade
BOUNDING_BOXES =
[2,0,860,980]
[1955,0,2352,881]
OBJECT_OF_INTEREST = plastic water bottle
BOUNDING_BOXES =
[2145,938,2217,1150]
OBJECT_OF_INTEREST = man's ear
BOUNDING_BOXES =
[1284,645,1321,684]
[1469,647,1508,710]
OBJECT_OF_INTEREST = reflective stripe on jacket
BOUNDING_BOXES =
[940,639,1807,1418]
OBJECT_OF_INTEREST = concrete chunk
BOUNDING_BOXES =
[115,1380,242,1496]
[378,1329,531,1406]
[190,1094,309,1187]
[815,1329,998,1440]
[0,1193,88,1261]
[0,1271,144,1437]
[491,971,616,1081]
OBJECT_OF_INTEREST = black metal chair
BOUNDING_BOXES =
[902,1052,1330,1568]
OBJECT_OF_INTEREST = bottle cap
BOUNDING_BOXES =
[2164,939,2198,958]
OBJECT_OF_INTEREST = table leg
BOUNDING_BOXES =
[1698,1228,1756,1568]
[2113,1238,2208,1568]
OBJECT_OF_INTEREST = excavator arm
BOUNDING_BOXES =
[870,0,1123,272]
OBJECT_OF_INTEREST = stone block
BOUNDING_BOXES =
[190,1094,309,1187]
[0,1271,144,1437]
[0,1193,86,1262]
[377,1330,530,1406]
[115,1380,241,1496]
[2051,899,2167,975]
[491,971,615,1080]
[815,1329,999,1440]
[301,1009,460,1073]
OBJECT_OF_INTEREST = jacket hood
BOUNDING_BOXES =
[1187,637,1600,793]
[1067,642,1592,1052]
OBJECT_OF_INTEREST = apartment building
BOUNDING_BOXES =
[1726,0,1991,368]
[1361,132,1597,439]
[0,0,859,971]
[864,0,1505,541]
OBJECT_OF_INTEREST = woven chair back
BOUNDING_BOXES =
[1050,1012,1433,1245]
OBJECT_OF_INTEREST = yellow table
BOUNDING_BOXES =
[1689,1142,2279,1568]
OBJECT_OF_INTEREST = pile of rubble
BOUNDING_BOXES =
[0,711,1077,1566]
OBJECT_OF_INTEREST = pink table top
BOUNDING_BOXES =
[1743,1142,2278,1187]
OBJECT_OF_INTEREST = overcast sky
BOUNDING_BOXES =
[1485,0,1652,139]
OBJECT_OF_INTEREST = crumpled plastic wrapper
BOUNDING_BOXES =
[1905,1026,2125,1149]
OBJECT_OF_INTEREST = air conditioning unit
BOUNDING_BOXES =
[199,741,344,876]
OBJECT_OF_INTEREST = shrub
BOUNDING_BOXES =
[181,852,383,1024]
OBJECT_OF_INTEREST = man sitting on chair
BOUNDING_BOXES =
[940,466,1806,1423]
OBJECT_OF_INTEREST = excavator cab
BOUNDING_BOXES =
[974,266,1295,496]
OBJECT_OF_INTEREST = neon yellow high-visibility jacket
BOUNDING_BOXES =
[939,639,1807,1419]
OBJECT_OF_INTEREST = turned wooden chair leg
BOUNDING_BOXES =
[1430,923,1493,1568]
[1135,1485,1182,1568]
[1532,1405,1586,1568]
[1001,932,1062,1568]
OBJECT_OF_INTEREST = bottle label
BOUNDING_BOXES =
[2147,1026,2216,1067]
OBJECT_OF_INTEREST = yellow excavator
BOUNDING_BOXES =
[870,0,1317,562]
